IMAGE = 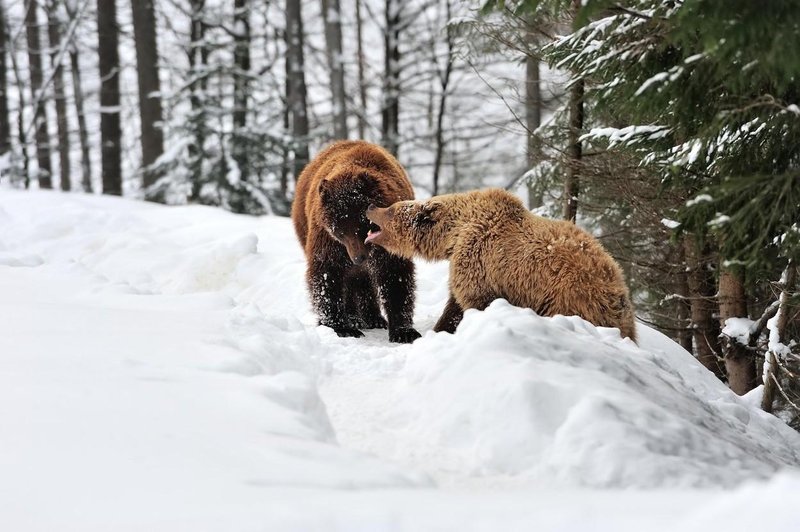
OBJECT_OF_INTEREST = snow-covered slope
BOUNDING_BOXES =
[1,190,799,531]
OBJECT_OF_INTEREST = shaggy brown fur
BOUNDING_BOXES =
[292,140,420,343]
[366,188,637,341]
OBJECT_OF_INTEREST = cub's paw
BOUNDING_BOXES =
[333,326,365,338]
[389,327,421,344]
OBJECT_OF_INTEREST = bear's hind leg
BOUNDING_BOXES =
[433,294,463,333]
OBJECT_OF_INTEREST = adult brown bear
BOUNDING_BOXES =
[365,188,637,341]
[292,140,421,343]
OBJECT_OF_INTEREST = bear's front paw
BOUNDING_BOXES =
[332,325,365,338]
[388,327,421,344]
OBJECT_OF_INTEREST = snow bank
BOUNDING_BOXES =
[327,301,799,488]
[1,190,799,530]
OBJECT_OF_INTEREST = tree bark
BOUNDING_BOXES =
[70,47,92,192]
[684,236,725,380]
[62,0,92,192]
[382,0,401,156]
[563,77,583,222]
[25,0,53,189]
[280,54,290,197]
[131,0,165,189]
[46,4,70,191]
[285,0,309,180]
[525,49,542,209]
[675,238,694,352]
[718,265,756,395]
[231,0,251,182]
[762,261,797,413]
[355,0,367,139]
[9,26,30,186]
[187,0,207,200]
[97,0,122,195]
[321,0,347,140]
[431,0,454,196]
[0,1,10,158]
[563,0,584,222]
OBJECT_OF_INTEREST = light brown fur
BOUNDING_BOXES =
[366,188,637,341]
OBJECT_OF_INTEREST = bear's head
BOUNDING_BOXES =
[319,174,380,265]
[365,199,454,261]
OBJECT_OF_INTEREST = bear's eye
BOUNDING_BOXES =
[412,210,436,229]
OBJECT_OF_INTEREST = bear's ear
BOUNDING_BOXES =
[413,203,439,229]
[319,180,331,201]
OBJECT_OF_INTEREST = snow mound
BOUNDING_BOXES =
[324,301,800,488]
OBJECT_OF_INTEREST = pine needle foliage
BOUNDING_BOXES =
[541,0,800,271]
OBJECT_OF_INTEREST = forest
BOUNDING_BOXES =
[0,0,799,431]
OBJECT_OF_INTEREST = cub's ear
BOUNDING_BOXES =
[413,202,439,229]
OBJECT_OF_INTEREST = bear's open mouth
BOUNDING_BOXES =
[365,222,382,244]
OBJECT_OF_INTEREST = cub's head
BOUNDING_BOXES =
[319,174,380,265]
[365,199,454,260]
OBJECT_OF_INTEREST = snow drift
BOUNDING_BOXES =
[1,190,799,530]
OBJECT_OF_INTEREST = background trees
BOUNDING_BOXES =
[0,0,797,428]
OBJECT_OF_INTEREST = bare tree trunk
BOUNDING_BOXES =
[131,0,165,190]
[280,55,290,197]
[525,50,542,209]
[231,0,250,182]
[69,47,91,192]
[286,0,309,180]
[355,0,367,139]
[0,1,10,158]
[563,77,583,222]
[675,239,694,352]
[382,0,401,156]
[25,0,53,189]
[46,3,70,191]
[187,0,206,200]
[718,265,756,395]
[431,0,453,196]
[762,261,797,413]
[321,0,347,140]
[61,0,91,192]
[684,236,724,380]
[97,0,122,195]
[9,29,30,186]
[562,0,584,222]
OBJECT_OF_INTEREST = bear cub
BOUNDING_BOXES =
[365,188,636,341]
[291,140,421,343]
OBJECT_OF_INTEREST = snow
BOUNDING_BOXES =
[722,317,755,346]
[708,213,731,227]
[2,190,800,530]
[583,125,670,148]
[686,193,713,207]
[661,217,681,229]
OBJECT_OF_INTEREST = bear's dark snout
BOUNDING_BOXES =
[352,253,368,265]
